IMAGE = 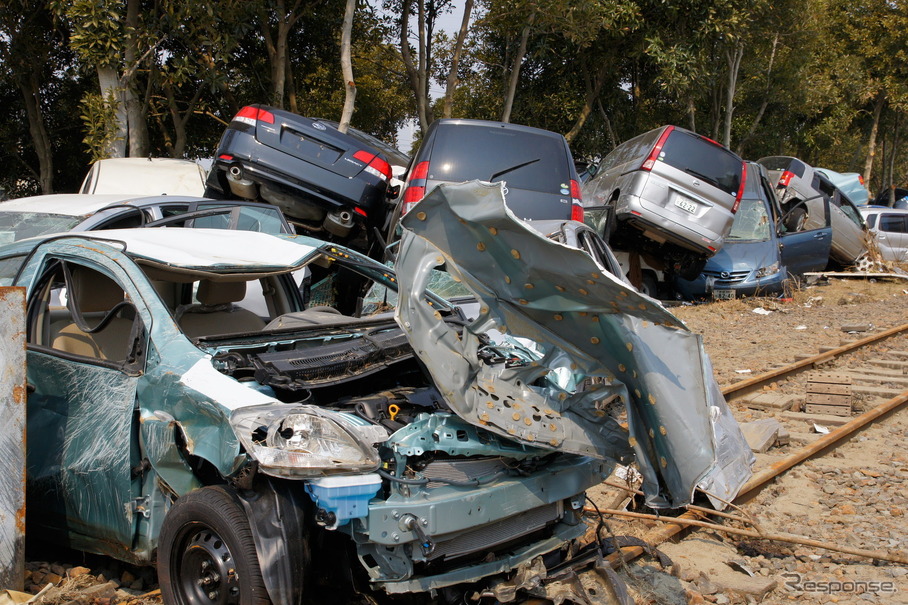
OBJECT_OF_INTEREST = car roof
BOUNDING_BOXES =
[0,194,215,217]
[13,229,321,272]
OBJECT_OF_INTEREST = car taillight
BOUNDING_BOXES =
[641,126,674,171]
[570,179,582,202]
[858,174,865,185]
[779,170,795,187]
[401,161,430,215]
[732,162,747,213]
[571,203,584,222]
[233,106,275,127]
[352,150,392,182]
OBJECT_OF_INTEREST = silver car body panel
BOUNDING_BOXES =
[398,181,753,508]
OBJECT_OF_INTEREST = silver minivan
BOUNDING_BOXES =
[583,125,746,279]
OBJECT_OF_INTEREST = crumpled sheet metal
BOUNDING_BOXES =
[0,287,26,591]
[396,182,753,508]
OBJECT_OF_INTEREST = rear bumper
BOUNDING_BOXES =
[617,193,724,255]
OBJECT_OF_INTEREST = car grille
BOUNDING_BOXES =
[702,269,750,285]
[427,502,562,561]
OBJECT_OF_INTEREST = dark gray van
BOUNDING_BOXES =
[583,125,746,278]
[393,119,583,226]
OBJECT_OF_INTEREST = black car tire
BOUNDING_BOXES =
[158,486,269,605]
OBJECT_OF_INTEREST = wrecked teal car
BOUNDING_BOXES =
[6,182,751,604]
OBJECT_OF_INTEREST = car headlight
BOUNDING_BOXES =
[231,404,384,478]
[754,262,780,278]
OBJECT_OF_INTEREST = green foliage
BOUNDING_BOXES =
[5,0,908,197]
[79,91,123,162]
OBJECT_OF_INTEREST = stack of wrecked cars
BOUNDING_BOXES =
[6,182,753,603]
[673,162,832,300]
[582,125,748,284]
[757,156,869,268]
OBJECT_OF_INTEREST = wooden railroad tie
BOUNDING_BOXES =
[804,372,852,417]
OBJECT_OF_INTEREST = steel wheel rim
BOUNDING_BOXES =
[173,524,241,604]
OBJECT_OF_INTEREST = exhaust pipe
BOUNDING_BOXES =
[323,209,355,237]
[226,165,258,200]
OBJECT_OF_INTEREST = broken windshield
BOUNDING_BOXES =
[727,198,771,241]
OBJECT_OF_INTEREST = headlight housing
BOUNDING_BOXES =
[754,262,780,279]
[231,404,385,478]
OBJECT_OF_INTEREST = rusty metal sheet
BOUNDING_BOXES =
[0,287,26,591]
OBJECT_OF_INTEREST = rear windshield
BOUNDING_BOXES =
[660,130,743,197]
[427,125,570,193]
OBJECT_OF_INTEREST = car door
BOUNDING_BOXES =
[24,254,147,552]
[776,179,832,276]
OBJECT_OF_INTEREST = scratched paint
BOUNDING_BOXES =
[0,287,26,590]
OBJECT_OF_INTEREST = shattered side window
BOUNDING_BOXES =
[0,255,25,286]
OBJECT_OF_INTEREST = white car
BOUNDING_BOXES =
[860,206,908,262]
[80,157,207,196]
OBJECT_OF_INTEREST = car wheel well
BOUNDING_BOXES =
[158,485,270,605]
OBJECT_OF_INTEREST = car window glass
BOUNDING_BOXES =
[96,209,148,230]
[864,214,876,228]
[429,125,569,193]
[195,204,287,234]
[660,131,742,196]
[0,255,25,286]
[835,194,863,227]
[0,212,85,242]
[727,198,770,241]
[160,204,191,218]
[32,262,138,363]
[880,214,906,233]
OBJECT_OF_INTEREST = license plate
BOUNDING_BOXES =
[674,197,698,214]
[712,289,735,300]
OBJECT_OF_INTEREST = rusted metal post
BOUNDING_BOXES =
[0,287,26,591]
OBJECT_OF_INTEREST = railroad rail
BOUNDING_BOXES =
[597,322,908,573]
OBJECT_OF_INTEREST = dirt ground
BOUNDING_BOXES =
[670,274,908,387]
[608,272,908,605]
[9,274,908,605]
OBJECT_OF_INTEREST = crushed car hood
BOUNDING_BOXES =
[396,182,753,508]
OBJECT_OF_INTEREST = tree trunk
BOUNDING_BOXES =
[123,0,148,157]
[596,100,617,152]
[19,72,54,193]
[687,97,696,132]
[722,41,744,148]
[863,90,886,186]
[338,0,357,133]
[98,65,127,158]
[286,58,299,114]
[737,34,778,155]
[442,0,473,119]
[262,0,304,110]
[565,62,609,144]
[400,0,430,133]
[501,13,534,124]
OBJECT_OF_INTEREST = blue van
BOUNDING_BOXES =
[675,163,832,299]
